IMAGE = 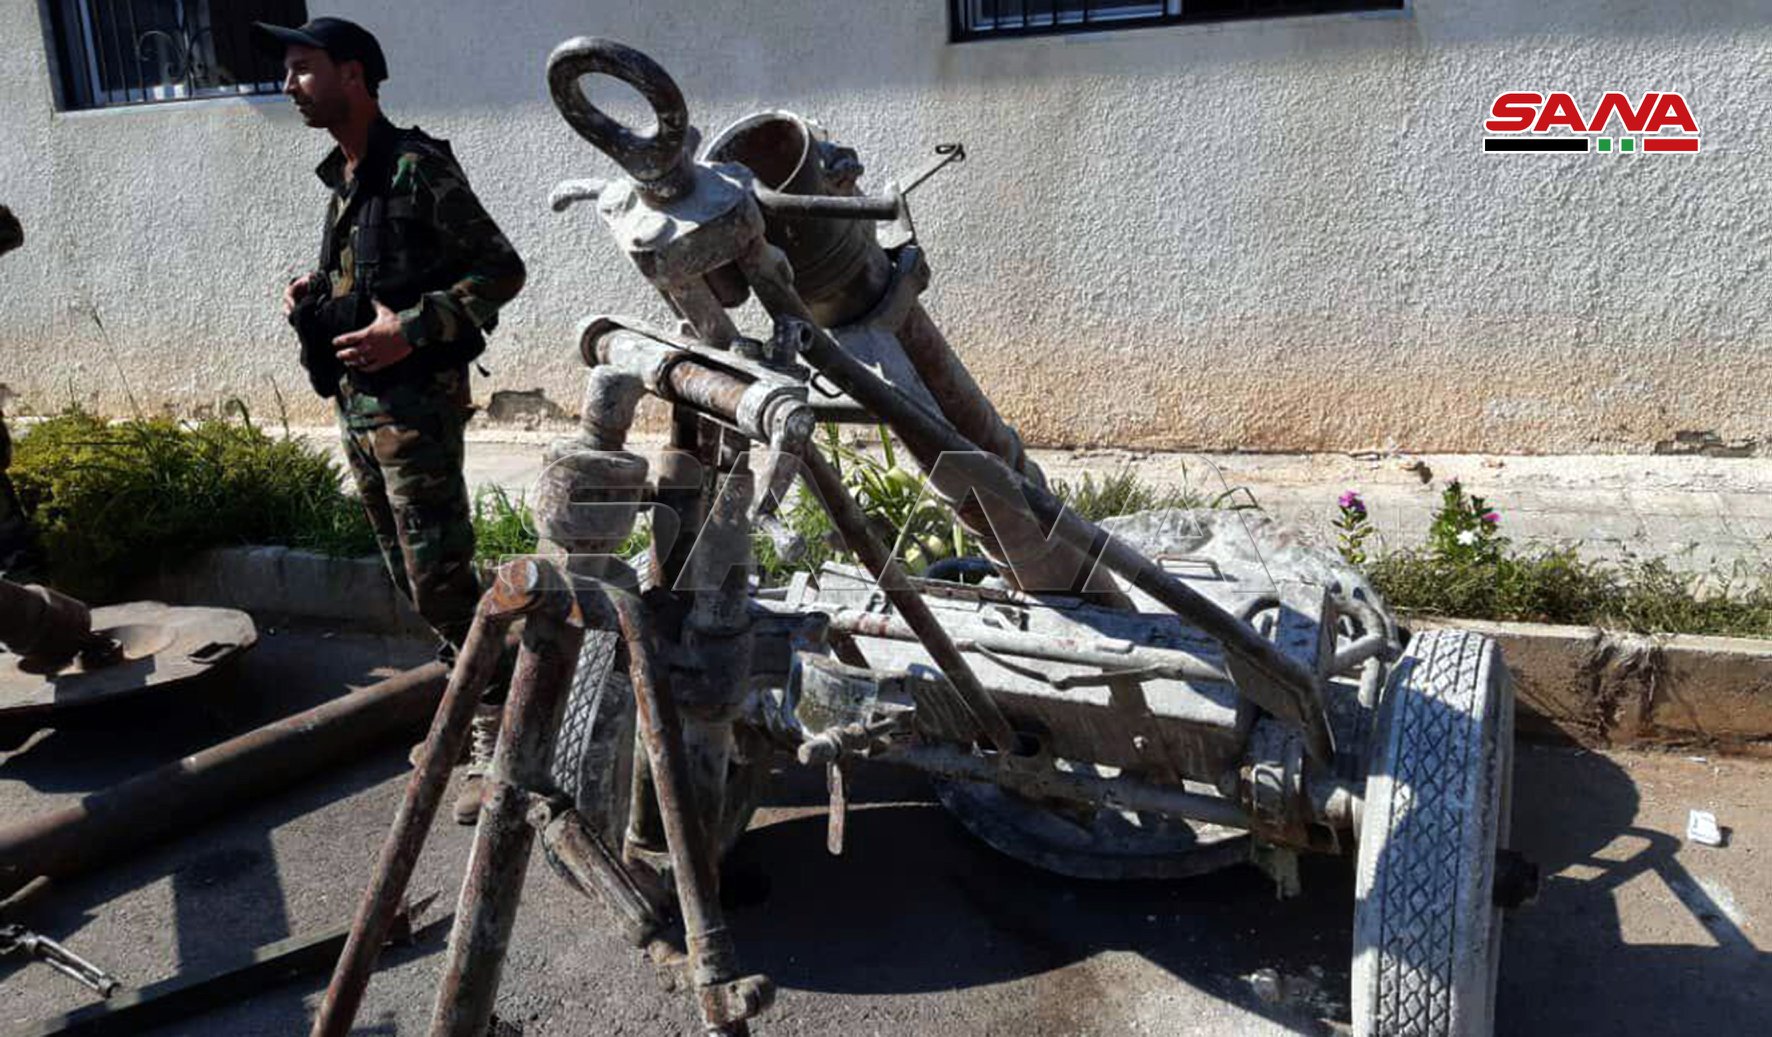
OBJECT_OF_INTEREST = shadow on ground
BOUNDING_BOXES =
[0,624,434,1036]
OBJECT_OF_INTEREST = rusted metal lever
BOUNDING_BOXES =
[748,143,964,223]
[11,897,436,1037]
[1,924,118,999]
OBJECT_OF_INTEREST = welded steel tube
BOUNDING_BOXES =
[428,608,586,1037]
[892,743,1253,830]
[0,661,450,903]
[895,303,1038,483]
[612,593,767,1036]
[823,608,1230,685]
[310,563,543,1037]
[791,323,1334,762]
[801,450,1018,754]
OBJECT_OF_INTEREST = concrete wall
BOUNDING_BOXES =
[1,1,1768,454]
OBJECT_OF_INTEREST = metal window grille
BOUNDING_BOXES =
[951,0,1405,41]
[43,0,308,110]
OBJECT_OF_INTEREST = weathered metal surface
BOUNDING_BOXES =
[801,449,1018,754]
[534,800,668,948]
[547,38,694,202]
[394,35,1483,1035]
[0,579,93,668]
[788,318,1337,761]
[612,591,773,1036]
[428,605,587,1037]
[0,599,255,749]
[310,561,549,1037]
[0,657,446,903]
[1,924,118,999]
[895,742,1252,830]
[9,897,434,1037]
[704,111,890,327]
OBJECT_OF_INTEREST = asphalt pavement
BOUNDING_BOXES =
[1,628,1766,1036]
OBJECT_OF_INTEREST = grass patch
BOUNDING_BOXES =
[472,485,539,563]
[1052,466,1258,524]
[10,406,375,600]
[1369,547,1772,639]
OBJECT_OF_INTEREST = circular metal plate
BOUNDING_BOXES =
[0,601,256,712]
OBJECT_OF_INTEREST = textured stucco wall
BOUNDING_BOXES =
[1,1,1768,453]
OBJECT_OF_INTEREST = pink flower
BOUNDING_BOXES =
[1482,511,1500,524]
[1338,490,1367,516]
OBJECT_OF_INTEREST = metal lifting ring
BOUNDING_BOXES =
[546,37,694,200]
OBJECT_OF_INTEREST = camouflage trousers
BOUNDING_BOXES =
[339,400,481,652]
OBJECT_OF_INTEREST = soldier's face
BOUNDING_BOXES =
[282,45,350,128]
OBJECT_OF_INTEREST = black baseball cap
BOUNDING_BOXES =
[252,17,388,84]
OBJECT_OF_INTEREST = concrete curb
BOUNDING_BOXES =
[1413,617,1772,756]
[139,545,433,640]
[140,547,1771,754]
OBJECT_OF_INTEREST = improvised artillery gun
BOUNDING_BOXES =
[316,38,1532,1037]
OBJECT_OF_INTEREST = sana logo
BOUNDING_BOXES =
[1484,92,1700,154]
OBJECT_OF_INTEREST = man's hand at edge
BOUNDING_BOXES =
[333,299,414,373]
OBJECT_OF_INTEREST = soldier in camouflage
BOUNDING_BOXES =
[0,206,44,584]
[258,18,525,822]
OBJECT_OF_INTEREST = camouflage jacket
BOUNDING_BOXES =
[314,116,525,425]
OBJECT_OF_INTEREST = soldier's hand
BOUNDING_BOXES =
[283,273,315,317]
[333,300,414,373]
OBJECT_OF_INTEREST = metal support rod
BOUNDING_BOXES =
[791,323,1335,763]
[611,592,771,1036]
[889,743,1254,830]
[10,899,434,1037]
[310,562,546,1037]
[823,607,1230,685]
[428,605,588,1037]
[752,184,899,222]
[0,662,452,903]
[801,449,1019,754]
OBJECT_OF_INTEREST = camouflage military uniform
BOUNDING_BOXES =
[312,118,525,650]
[0,206,43,582]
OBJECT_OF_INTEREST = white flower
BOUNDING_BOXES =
[1456,529,1479,546]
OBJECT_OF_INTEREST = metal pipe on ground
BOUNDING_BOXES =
[0,660,449,903]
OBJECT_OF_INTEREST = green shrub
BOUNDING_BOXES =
[10,406,375,600]
[1349,480,1771,638]
[1369,547,1771,638]
[1053,465,1257,524]
[471,485,539,563]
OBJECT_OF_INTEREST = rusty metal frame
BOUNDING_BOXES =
[322,36,1398,1036]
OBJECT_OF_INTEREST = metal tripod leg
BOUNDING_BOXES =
[426,603,587,1036]
[611,592,772,1036]
[310,561,546,1037]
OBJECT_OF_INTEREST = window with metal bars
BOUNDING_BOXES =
[951,0,1405,41]
[41,0,307,110]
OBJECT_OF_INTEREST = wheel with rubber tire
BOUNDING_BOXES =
[550,628,768,856]
[1353,628,1515,1037]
